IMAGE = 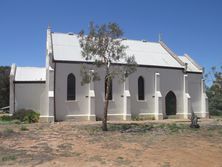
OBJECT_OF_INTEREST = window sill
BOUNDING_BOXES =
[136,100,147,102]
[103,99,115,102]
[66,100,79,103]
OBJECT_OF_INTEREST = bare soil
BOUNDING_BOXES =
[0,118,222,167]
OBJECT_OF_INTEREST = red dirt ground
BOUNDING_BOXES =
[0,118,222,167]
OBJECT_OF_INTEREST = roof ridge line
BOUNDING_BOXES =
[52,32,160,44]
[16,66,45,68]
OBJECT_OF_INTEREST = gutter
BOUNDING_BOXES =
[13,81,46,84]
[53,59,185,70]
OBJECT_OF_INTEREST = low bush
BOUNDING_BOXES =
[0,115,13,121]
[12,109,40,123]
[210,110,222,116]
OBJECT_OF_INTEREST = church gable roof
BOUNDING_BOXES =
[178,54,202,73]
[51,32,184,68]
[14,67,46,82]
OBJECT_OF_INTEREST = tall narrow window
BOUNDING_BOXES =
[105,77,112,100]
[67,73,76,100]
[138,76,145,100]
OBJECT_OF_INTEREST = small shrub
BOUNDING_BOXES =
[2,155,16,161]
[0,115,13,121]
[12,109,40,123]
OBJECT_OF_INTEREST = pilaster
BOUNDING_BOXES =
[123,77,131,120]
[183,74,191,119]
[154,73,163,120]
[9,64,16,114]
[201,79,209,118]
[88,81,96,120]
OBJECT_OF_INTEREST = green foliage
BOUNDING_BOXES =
[12,109,40,123]
[167,123,186,132]
[0,115,13,121]
[2,155,16,162]
[205,66,222,116]
[79,22,137,131]
[78,22,137,85]
[0,115,21,124]
[0,66,10,108]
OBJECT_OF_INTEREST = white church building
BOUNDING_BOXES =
[9,27,209,122]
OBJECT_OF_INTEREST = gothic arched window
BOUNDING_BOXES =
[67,73,76,100]
[138,76,145,100]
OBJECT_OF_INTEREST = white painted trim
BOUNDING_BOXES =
[176,113,191,115]
[139,113,156,115]
[108,113,131,116]
[192,112,209,114]
[65,100,79,103]
[40,115,54,118]
[48,91,54,97]
[66,114,95,117]
[136,100,147,102]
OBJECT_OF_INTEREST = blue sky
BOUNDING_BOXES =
[0,0,221,79]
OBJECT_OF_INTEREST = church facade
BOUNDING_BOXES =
[9,27,209,122]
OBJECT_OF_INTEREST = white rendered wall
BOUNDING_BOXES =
[129,67,184,118]
[93,67,124,119]
[14,83,46,114]
[54,62,207,120]
[128,67,155,116]
[55,63,125,120]
[55,63,89,120]
[187,73,203,115]
[159,68,184,117]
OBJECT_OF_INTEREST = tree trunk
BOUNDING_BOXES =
[102,77,110,131]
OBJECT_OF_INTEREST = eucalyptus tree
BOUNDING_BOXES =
[78,22,137,131]
[205,66,222,116]
[0,66,10,108]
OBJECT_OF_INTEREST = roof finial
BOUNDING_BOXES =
[47,24,51,30]
[158,33,162,42]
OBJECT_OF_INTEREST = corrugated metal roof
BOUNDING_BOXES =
[15,67,46,81]
[178,56,202,73]
[52,33,184,68]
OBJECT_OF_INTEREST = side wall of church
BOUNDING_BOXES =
[187,73,207,117]
[54,62,204,120]
[129,67,185,118]
[14,83,47,115]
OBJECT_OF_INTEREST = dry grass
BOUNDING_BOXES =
[0,118,222,166]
